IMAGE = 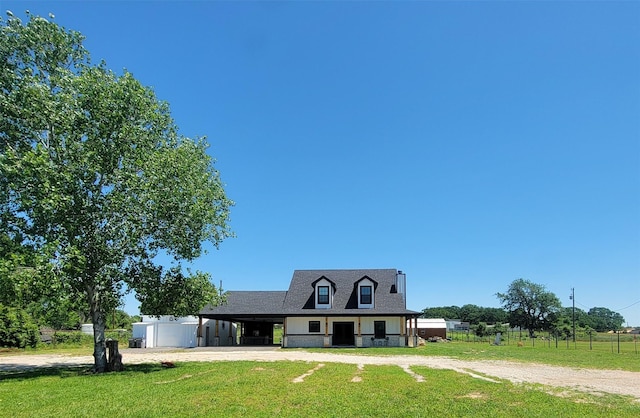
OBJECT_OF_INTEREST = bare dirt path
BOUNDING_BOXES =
[2,347,639,400]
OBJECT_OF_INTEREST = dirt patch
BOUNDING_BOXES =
[292,363,325,383]
[2,348,639,400]
[350,364,364,382]
[459,392,486,399]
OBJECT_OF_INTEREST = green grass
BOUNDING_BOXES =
[0,361,638,417]
[306,339,640,372]
[419,340,640,371]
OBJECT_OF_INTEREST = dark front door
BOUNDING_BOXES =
[332,322,355,346]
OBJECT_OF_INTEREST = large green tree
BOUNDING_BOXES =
[587,307,624,332]
[496,279,561,337]
[1,13,232,371]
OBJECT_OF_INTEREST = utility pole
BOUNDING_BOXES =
[570,288,575,343]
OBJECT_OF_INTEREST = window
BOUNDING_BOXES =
[318,286,329,304]
[309,321,320,333]
[374,321,386,339]
[360,286,372,304]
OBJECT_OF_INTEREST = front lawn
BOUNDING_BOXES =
[1,361,638,417]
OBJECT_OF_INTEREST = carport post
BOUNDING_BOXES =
[408,317,413,347]
[197,315,203,347]
[282,318,287,347]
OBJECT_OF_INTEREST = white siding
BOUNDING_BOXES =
[287,316,403,335]
[360,317,402,335]
[284,316,405,347]
[287,316,327,334]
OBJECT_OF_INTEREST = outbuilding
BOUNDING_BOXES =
[412,318,447,339]
[132,315,236,348]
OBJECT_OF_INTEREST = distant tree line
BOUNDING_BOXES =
[422,279,626,338]
[421,305,508,325]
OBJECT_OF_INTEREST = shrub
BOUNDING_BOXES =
[0,304,39,348]
[52,331,93,345]
[50,330,131,347]
[105,329,132,344]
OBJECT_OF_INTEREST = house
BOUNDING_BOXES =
[412,318,447,339]
[199,269,421,348]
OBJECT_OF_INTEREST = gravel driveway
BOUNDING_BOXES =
[2,347,639,401]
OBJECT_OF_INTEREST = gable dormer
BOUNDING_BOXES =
[355,276,377,309]
[312,276,335,309]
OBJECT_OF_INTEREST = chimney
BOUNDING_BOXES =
[396,270,406,307]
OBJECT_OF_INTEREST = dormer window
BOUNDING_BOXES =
[356,276,376,308]
[360,286,372,304]
[313,276,335,309]
[318,286,329,304]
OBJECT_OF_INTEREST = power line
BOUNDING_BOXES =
[576,301,590,310]
[569,297,639,313]
[613,300,640,312]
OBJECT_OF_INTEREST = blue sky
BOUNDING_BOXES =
[4,1,639,325]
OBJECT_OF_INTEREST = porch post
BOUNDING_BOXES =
[356,316,363,348]
[197,315,203,347]
[324,316,330,347]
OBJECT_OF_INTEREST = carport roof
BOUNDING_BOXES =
[200,291,287,319]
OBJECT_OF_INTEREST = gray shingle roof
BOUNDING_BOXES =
[200,269,419,318]
[283,269,417,316]
[200,291,286,317]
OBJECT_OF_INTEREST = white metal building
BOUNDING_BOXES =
[132,315,236,348]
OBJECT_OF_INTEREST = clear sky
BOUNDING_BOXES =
[4,1,639,325]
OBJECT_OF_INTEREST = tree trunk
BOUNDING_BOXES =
[88,287,107,373]
[92,314,107,372]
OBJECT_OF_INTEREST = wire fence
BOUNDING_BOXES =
[447,329,640,355]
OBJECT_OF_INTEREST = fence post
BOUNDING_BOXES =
[611,334,614,353]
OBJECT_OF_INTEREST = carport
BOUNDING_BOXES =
[198,291,287,346]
